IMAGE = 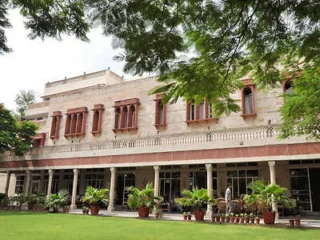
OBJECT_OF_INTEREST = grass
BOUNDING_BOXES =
[1,211,320,240]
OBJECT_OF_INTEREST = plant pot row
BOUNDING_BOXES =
[213,216,260,224]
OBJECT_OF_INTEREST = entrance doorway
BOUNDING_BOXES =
[309,168,320,211]
[116,173,135,206]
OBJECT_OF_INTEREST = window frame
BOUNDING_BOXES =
[64,107,88,138]
[113,98,140,132]
[241,78,257,119]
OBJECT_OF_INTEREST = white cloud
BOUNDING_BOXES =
[0,9,126,111]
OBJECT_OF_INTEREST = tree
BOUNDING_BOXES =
[1,1,320,138]
[0,104,38,156]
[15,89,36,119]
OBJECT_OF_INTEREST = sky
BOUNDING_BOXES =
[0,9,127,111]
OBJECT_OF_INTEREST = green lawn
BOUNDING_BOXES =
[0,211,319,240]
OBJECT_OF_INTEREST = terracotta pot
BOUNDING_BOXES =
[245,218,250,224]
[183,215,187,220]
[187,214,192,220]
[230,216,235,223]
[82,209,89,214]
[289,219,295,226]
[250,218,254,224]
[90,205,100,215]
[295,219,301,226]
[235,217,240,223]
[221,216,225,223]
[194,209,205,221]
[215,216,220,223]
[262,211,275,224]
[255,218,260,224]
[240,217,245,224]
[63,207,70,213]
[138,207,150,218]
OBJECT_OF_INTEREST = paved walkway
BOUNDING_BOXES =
[70,209,320,228]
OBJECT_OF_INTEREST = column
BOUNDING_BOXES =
[24,170,31,194]
[47,169,54,196]
[108,167,116,212]
[5,171,11,195]
[206,164,213,217]
[268,161,278,218]
[70,169,79,209]
[153,166,160,197]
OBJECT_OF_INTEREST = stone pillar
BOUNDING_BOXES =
[154,166,160,197]
[108,167,116,212]
[39,170,44,193]
[70,169,79,209]
[5,171,11,195]
[47,169,54,196]
[206,164,213,217]
[24,170,31,194]
[268,161,278,219]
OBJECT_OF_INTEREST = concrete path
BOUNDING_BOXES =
[70,209,320,228]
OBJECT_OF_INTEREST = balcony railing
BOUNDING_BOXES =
[0,125,280,161]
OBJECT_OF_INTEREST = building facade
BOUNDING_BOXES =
[0,69,320,213]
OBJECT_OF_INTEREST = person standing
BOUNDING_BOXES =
[225,183,232,214]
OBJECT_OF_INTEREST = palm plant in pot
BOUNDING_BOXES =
[127,183,160,218]
[178,188,214,221]
[82,186,109,215]
[45,190,69,213]
[244,180,294,224]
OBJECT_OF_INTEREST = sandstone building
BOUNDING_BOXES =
[1,69,319,213]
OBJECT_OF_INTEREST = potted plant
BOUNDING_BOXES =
[183,212,188,220]
[127,183,160,218]
[289,216,295,226]
[249,213,254,224]
[82,186,109,215]
[239,213,245,224]
[45,190,69,213]
[225,213,230,223]
[229,212,235,223]
[82,206,89,214]
[295,215,301,226]
[244,180,294,224]
[178,188,214,221]
[25,192,46,211]
[187,212,192,220]
[255,216,260,224]
[221,213,225,223]
[154,207,162,219]
[235,214,240,223]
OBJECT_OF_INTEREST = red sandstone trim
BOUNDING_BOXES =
[1,142,320,169]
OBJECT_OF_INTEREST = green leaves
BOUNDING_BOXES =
[127,182,159,210]
[83,186,109,206]
[0,104,38,156]
[179,188,214,210]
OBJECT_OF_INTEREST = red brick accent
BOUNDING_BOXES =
[1,142,320,169]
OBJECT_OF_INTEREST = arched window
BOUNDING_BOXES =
[50,111,62,140]
[92,111,99,132]
[241,78,256,119]
[115,108,121,129]
[113,98,140,132]
[189,101,196,120]
[76,113,83,134]
[64,107,88,138]
[123,107,128,128]
[65,115,71,135]
[71,115,77,134]
[243,87,253,114]
[129,105,136,128]
[199,101,205,120]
